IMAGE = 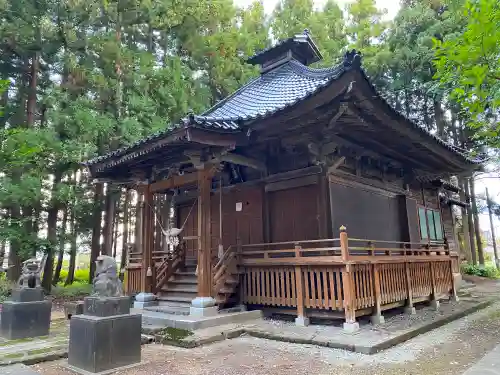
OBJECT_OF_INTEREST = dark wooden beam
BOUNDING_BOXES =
[215,152,267,173]
[150,172,199,193]
[186,127,247,147]
[326,102,349,129]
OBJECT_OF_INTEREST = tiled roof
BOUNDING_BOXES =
[85,47,482,169]
[201,60,345,120]
[85,59,347,168]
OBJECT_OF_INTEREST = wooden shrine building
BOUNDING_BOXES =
[84,31,481,329]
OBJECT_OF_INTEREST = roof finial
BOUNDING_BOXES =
[303,28,310,35]
[343,50,362,69]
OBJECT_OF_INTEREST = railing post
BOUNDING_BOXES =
[449,259,459,302]
[371,264,384,324]
[404,262,416,315]
[429,261,439,310]
[294,244,308,326]
[340,226,359,333]
[340,226,349,261]
[236,239,247,311]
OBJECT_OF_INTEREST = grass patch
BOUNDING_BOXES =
[0,336,38,347]
[159,327,194,342]
[27,346,64,356]
[2,352,24,359]
[461,263,500,279]
[51,282,92,299]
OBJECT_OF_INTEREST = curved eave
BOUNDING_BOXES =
[352,68,482,170]
[84,125,245,177]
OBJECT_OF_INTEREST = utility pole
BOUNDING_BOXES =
[486,187,500,269]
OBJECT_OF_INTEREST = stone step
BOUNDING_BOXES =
[175,271,197,276]
[157,295,195,304]
[162,284,198,293]
[171,273,197,282]
[169,278,198,285]
[145,304,190,316]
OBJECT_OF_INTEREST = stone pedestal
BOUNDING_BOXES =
[1,287,51,340]
[133,292,157,309]
[68,296,141,374]
[190,296,218,317]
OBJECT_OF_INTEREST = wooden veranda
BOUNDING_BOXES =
[86,30,473,329]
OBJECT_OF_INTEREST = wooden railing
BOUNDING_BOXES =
[155,241,186,292]
[212,245,240,306]
[124,264,142,295]
[240,227,456,324]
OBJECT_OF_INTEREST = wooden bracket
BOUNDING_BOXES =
[326,102,349,130]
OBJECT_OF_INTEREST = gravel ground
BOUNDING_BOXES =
[33,299,500,375]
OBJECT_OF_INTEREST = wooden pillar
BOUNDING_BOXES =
[371,263,384,324]
[404,262,416,314]
[340,226,358,331]
[197,167,212,297]
[141,186,154,294]
[317,174,332,238]
[294,244,308,326]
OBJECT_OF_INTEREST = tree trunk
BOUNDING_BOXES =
[65,198,77,286]
[433,99,446,140]
[120,190,130,270]
[90,183,104,282]
[52,206,68,286]
[102,187,118,256]
[0,239,5,267]
[26,51,38,127]
[7,206,21,282]
[112,193,121,259]
[470,177,485,265]
[42,171,63,292]
[465,179,477,265]
[135,192,143,257]
[459,178,473,263]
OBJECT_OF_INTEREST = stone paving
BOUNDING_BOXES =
[147,295,492,354]
[0,319,69,366]
[462,343,500,375]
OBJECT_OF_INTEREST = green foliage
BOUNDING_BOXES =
[51,282,92,299]
[434,0,500,146]
[461,263,500,279]
[55,268,90,284]
[0,276,14,303]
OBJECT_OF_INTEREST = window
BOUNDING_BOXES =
[418,207,444,242]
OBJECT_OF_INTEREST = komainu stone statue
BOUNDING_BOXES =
[17,258,42,288]
[92,255,123,297]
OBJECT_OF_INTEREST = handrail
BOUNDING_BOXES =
[240,238,341,248]
[155,241,186,291]
[213,246,234,271]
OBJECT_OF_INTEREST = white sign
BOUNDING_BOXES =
[236,202,243,212]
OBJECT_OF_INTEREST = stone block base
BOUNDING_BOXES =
[11,287,44,302]
[133,300,158,309]
[404,306,417,315]
[430,299,440,310]
[343,322,360,333]
[371,314,385,325]
[134,292,155,302]
[189,306,218,317]
[64,301,85,319]
[84,296,130,317]
[295,316,310,327]
[68,313,141,374]
[1,300,51,340]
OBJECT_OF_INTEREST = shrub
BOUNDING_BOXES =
[54,268,90,285]
[51,282,92,299]
[57,269,69,283]
[461,263,500,279]
[74,269,90,283]
[0,277,13,303]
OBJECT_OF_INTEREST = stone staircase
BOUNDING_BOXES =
[148,260,198,315]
